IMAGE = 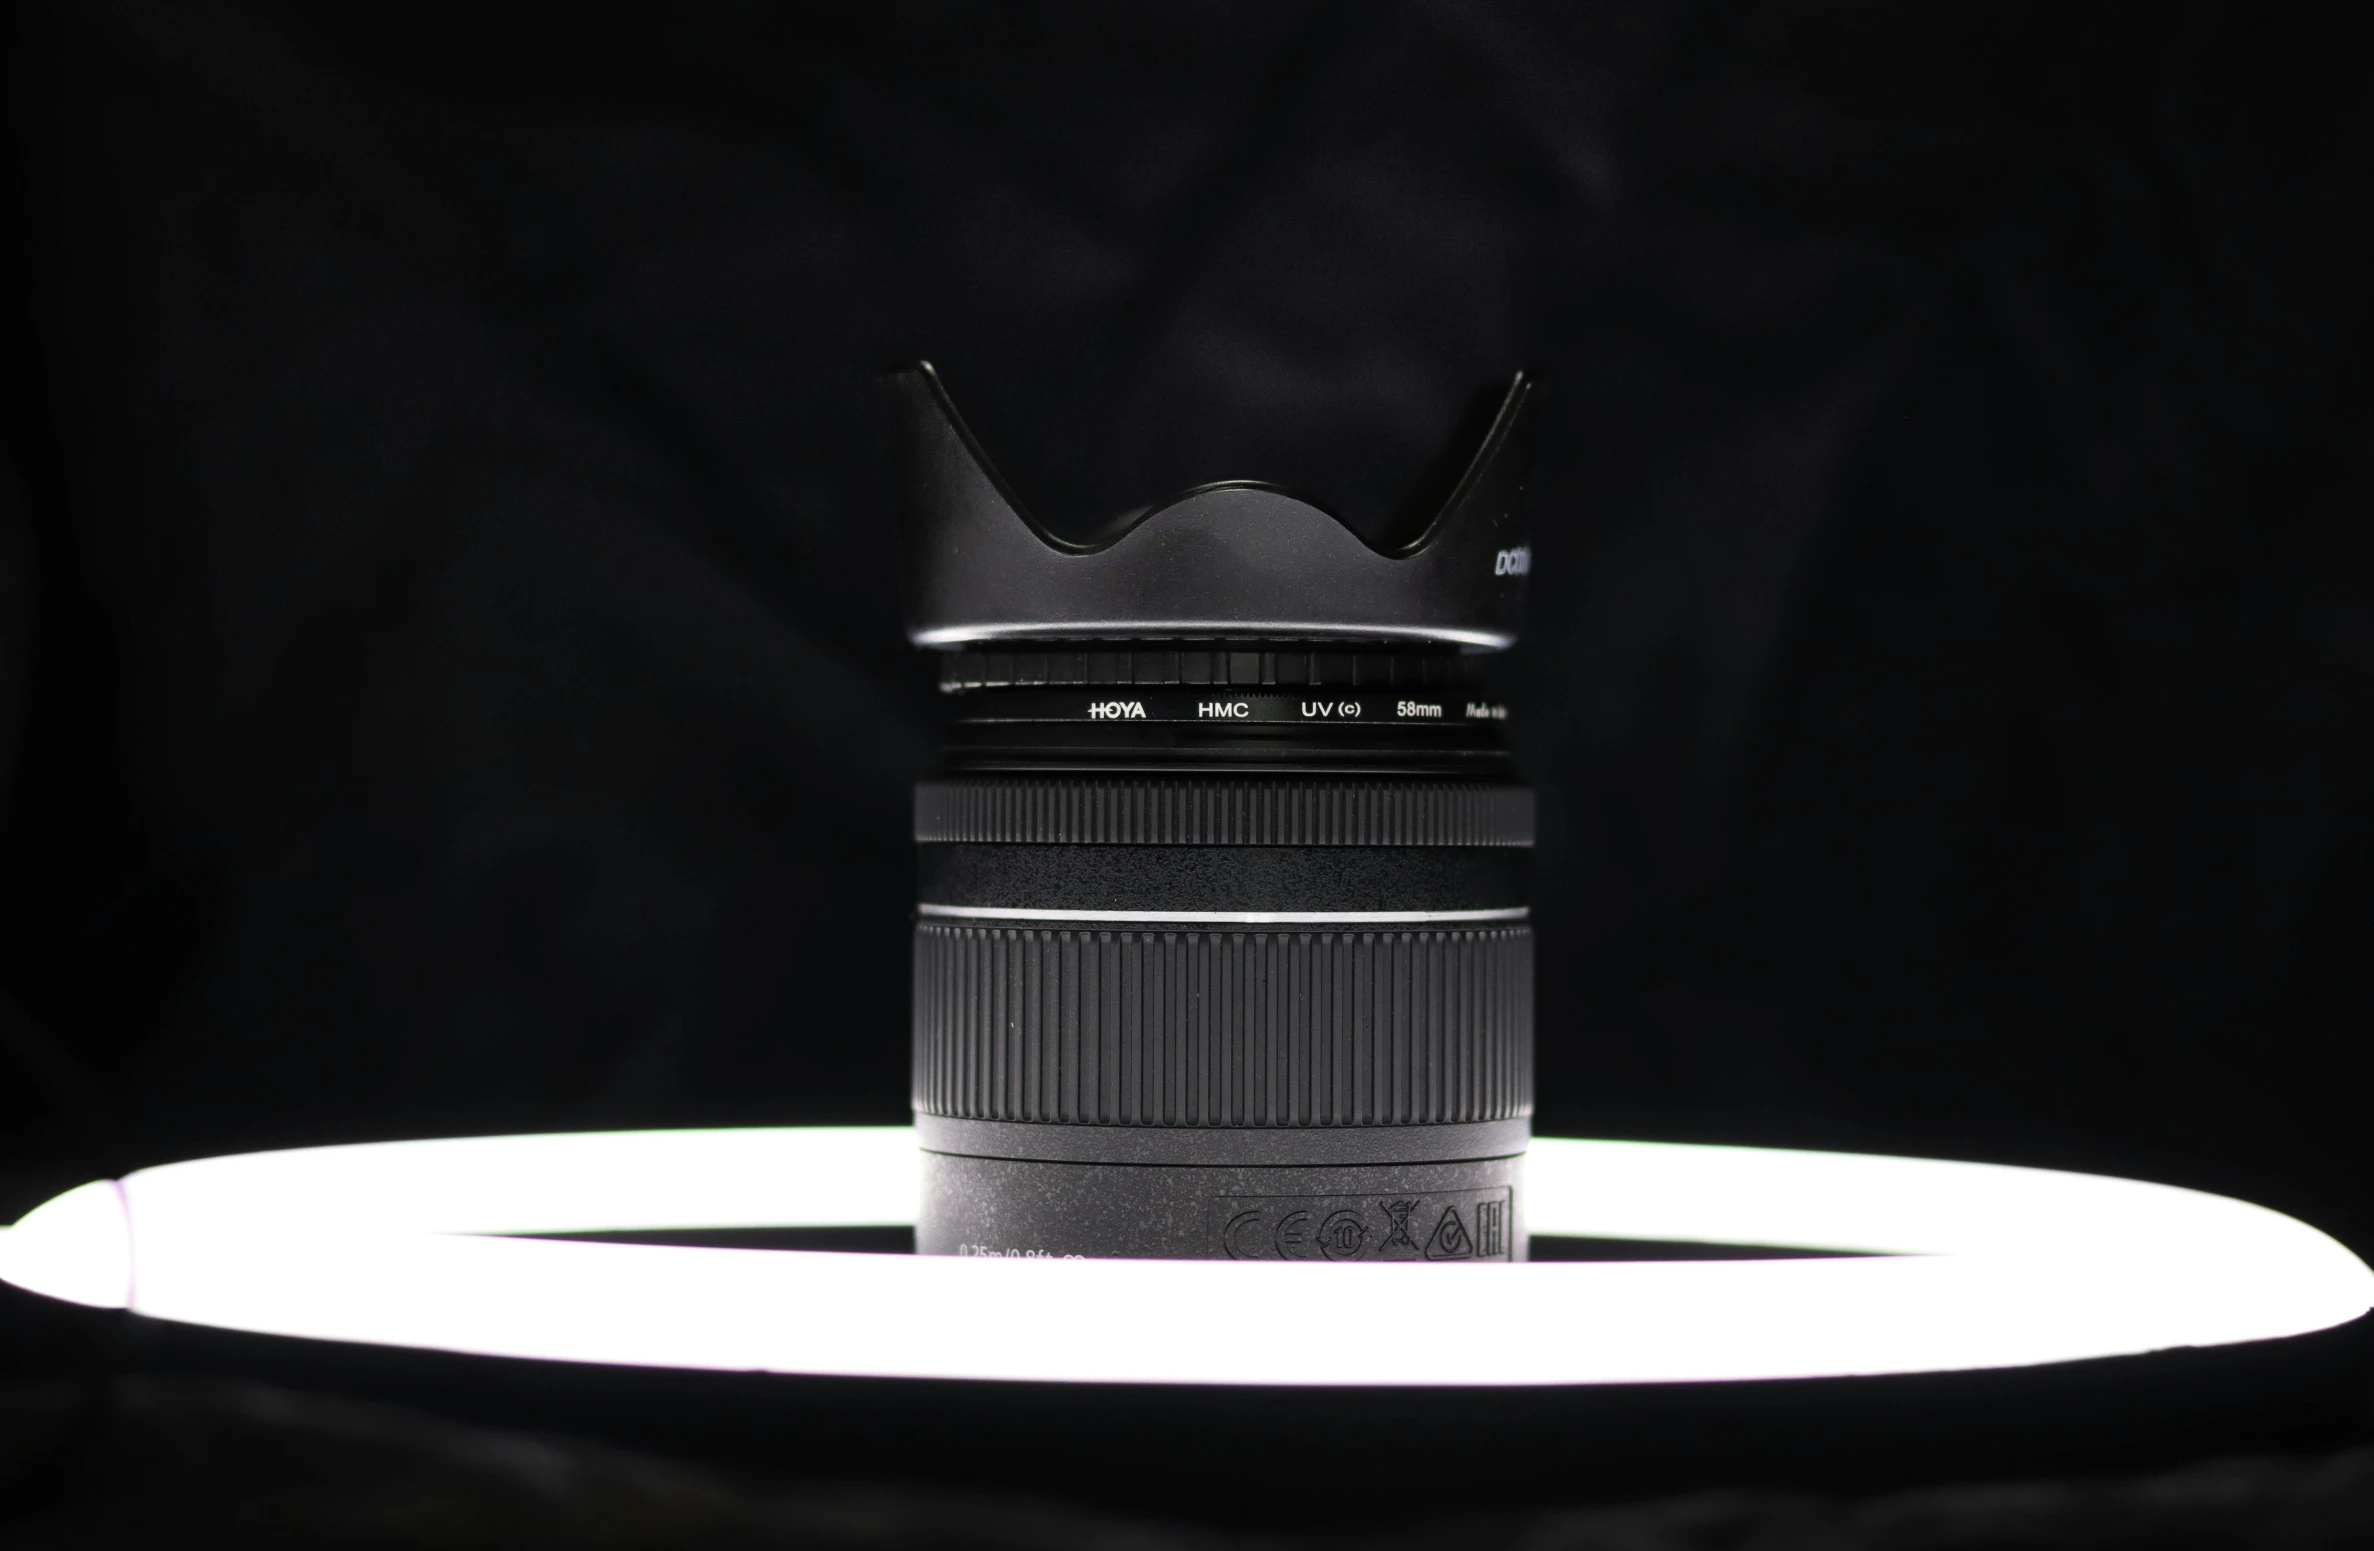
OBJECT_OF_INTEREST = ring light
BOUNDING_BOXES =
[2,1128,2365,1387]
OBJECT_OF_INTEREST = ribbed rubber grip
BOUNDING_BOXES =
[914,779,1534,847]
[913,922,1532,1127]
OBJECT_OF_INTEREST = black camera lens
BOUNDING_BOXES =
[894,364,1536,1261]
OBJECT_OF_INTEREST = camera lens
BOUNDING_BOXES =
[894,365,1536,1262]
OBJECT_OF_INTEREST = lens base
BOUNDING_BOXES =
[919,1149,1526,1262]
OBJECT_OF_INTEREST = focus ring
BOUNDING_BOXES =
[915,779,1534,847]
[912,922,1532,1127]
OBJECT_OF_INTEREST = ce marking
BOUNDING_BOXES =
[1223,1210,1267,1260]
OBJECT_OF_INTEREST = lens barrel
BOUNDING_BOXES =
[895,366,1538,1262]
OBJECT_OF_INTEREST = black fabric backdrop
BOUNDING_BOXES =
[2,3,2372,1524]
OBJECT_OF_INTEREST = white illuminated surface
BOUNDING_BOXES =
[1,1129,2366,1387]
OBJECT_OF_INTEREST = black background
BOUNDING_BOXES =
[3,2,2373,1540]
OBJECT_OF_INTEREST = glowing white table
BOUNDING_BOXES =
[2,1128,2365,1387]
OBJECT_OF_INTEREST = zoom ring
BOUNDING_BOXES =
[915,779,1534,847]
[913,923,1532,1128]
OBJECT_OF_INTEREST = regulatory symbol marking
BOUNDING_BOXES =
[1223,1210,1267,1260]
[1379,1199,1421,1259]
[1473,1197,1507,1259]
[1425,1205,1475,1260]
[1275,1210,1320,1261]
[1318,1210,1367,1261]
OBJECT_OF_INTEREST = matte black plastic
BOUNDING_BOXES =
[916,844,1530,911]
[915,1116,1530,1165]
[914,777,1536,846]
[891,363,1536,649]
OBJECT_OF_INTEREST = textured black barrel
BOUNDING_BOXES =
[912,771,1534,1261]
[913,922,1532,1127]
[915,777,1534,847]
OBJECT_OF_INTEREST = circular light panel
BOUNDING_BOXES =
[1,1129,2365,1387]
